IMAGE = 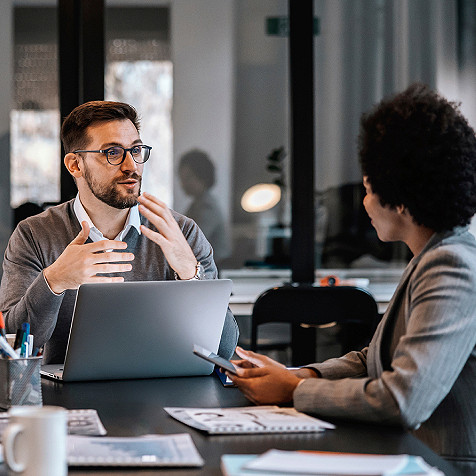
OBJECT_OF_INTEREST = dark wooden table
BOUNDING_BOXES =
[1,375,460,475]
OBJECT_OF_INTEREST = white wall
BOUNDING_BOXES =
[0,1,13,276]
[171,0,235,225]
[228,0,289,265]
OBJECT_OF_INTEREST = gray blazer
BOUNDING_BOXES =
[294,227,476,473]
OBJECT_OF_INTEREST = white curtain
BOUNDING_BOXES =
[313,0,471,192]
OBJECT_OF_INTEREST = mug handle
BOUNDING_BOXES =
[3,423,26,473]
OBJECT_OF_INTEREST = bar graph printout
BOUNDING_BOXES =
[0,409,106,436]
[67,433,203,467]
[164,405,335,434]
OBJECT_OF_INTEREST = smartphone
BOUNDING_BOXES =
[193,344,238,375]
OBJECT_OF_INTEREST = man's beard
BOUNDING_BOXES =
[83,166,142,209]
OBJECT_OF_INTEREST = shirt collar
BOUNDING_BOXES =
[73,194,141,242]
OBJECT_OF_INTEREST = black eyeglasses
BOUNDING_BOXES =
[73,145,152,165]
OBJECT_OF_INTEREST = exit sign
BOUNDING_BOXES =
[266,17,320,37]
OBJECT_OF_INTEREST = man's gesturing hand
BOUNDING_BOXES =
[138,192,198,280]
[43,221,135,294]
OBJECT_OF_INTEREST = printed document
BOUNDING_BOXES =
[165,406,335,434]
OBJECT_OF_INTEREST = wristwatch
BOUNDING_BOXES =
[174,262,204,281]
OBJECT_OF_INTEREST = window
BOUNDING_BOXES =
[11,8,59,209]
[105,4,172,203]
[10,6,173,208]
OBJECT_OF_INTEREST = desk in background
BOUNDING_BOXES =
[222,267,404,316]
[0,376,457,475]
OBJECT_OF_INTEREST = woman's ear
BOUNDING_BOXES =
[396,204,407,215]
[64,153,82,178]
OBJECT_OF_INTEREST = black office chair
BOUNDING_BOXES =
[250,283,379,366]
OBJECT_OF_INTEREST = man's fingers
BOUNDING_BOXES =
[91,251,134,263]
[138,205,170,233]
[138,194,170,218]
[138,194,177,235]
[140,225,167,247]
[86,276,126,284]
[139,192,168,209]
[92,263,133,274]
[138,192,197,278]
[70,221,90,245]
[90,240,129,252]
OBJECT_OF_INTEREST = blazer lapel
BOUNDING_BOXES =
[367,229,456,377]
[367,257,420,377]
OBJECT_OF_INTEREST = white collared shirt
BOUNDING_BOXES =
[73,194,141,242]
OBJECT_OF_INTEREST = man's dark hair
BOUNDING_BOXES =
[359,83,476,232]
[179,149,216,189]
[60,101,141,153]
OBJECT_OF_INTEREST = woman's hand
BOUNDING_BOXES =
[227,347,303,405]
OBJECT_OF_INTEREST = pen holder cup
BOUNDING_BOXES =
[0,357,43,409]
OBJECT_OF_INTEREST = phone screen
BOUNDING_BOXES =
[193,344,238,375]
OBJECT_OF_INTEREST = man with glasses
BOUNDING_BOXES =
[0,101,238,364]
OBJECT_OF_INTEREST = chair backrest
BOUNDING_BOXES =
[251,283,379,366]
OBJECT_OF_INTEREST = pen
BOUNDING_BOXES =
[20,322,30,357]
[13,329,23,350]
[0,311,5,338]
[27,334,34,357]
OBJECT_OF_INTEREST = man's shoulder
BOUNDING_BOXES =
[170,208,194,225]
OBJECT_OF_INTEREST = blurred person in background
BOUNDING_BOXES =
[179,149,230,267]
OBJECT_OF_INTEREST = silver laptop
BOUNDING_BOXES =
[41,279,232,382]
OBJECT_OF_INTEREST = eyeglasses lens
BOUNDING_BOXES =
[107,147,124,164]
[106,146,150,164]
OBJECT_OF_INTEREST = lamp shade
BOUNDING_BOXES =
[241,183,281,213]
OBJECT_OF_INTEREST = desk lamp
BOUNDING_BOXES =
[240,183,281,213]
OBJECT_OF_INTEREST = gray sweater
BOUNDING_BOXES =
[0,200,238,364]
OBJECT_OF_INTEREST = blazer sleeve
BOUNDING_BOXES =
[305,347,369,379]
[294,246,476,428]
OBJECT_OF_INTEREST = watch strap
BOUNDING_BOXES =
[174,262,203,281]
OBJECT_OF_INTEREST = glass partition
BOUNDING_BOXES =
[7,0,472,275]
[105,5,173,204]
[11,6,59,218]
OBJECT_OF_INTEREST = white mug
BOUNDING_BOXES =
[3,405,67,476]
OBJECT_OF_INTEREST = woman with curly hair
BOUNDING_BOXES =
[229,84,476,474]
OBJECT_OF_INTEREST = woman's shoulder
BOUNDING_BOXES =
[417,228,476,280]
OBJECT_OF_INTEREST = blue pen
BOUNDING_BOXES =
[20,322,30,358]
